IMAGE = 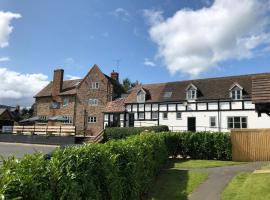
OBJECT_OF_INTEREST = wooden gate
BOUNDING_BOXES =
[231,129,270,161]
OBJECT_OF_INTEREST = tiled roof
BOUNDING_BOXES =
[35,73,125,98]
[125,72,270,103]
[104,98,126,113]
[35,79,82,97]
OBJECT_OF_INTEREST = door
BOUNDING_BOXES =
[188,117,196,132]
[129,113,134,127]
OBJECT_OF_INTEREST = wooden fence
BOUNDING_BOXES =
[231,129,270,161]
[12,125,76,136]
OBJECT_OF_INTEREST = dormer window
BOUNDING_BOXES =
[230,83,243,100]
[186,84,198,100]
[137,90,146,103]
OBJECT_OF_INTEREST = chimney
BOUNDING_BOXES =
[52,69,64,98]
[111,70,119,81]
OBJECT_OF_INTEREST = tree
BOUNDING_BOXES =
[121,78,140,92]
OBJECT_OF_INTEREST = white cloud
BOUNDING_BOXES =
[66,74,81,80]
[143,9,163,25]
[145,0,270,77]
[0,68,49,106]
[143,58,156,67]
[111,8,130,21]
[0,57,10,62]
[0,11,21,48]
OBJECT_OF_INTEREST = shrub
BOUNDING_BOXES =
[0,131,231,200]
[104,125,169,141]
[162,131,232,160]
[0,132,168,200]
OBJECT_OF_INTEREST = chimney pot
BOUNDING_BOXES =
[111,70,119,81]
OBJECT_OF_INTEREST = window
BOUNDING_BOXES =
[62,97,69,107]
[230,83,243,100]
[137,90,145,103]
[227,117,247,129]
[152,112,158,119]
[163,112,168,120]
[89,99,98,106]
[186,84,198,100]
[62,116,73,124]
[187,89,197,100]
[38,116,48,124]
[50,101,60,109]
[231,89,242,100]
[163,92,172,98]
[176,112,182,120]
[88,116,97,123]
[39,115,48,121]
[138,112,145,119]
[91,82,99,89]
[210,116,216,127]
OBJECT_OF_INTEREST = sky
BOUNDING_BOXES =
[0,0,270,106]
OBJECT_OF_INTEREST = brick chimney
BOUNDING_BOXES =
[111,70,119,81]
[52,69,64,98]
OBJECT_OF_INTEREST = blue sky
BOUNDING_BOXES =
[0,0,270,106]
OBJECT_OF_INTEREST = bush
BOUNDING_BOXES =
[0,133,168,200]
[0,131,231,199]
[104,125,169,141]
[162,131,232,160]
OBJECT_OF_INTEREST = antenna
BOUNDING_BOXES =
[114,59,121,72]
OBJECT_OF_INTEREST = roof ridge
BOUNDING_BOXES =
[140,72,270,87]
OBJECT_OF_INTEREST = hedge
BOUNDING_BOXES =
[104,125,169,141]
[163,131,232,160]
[0,131,231,199]
[0,133,168,200]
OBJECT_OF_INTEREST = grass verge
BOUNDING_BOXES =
[168,159,244,169]
[222,165,270,200]
[147,170,208,200]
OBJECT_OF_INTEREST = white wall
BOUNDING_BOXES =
[158,110,270,132]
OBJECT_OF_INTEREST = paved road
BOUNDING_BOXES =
[0,142,58,159]
[189,161,270,200]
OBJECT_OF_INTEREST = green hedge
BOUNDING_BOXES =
[0,133,168,200]
[0,131,231,199]
[163,131,232,160]
[104,125,169,141]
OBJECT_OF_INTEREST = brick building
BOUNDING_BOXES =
[34,65,124,136]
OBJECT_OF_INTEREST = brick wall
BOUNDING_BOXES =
[75,66,113,136]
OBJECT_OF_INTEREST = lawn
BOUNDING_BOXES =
[222,166,270,200]
[147,169,208,200]
[147,159,244,200]
[168,159,244,169]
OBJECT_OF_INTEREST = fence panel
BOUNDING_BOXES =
[231,129,270,161]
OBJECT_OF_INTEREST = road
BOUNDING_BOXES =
[0,142,58,159]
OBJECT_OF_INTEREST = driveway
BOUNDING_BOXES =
[0,142,58,159]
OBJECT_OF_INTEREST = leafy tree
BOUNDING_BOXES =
[121,78,140,92]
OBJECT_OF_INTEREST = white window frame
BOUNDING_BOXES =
[62,115,73,124]
[137,90,146,103]
[186,89,197,100]
[209,116,217,128]
[163,112,168,120]
[37,115,48,124]
[227,116,248,129]
[176,112,182,120]
[231,89,242,100]
[91,82,99,89]
[152,112,158,119]
[138,112,145,119]
[88,116,97,123]
[62,97,69,107]
[88,99,98,106]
